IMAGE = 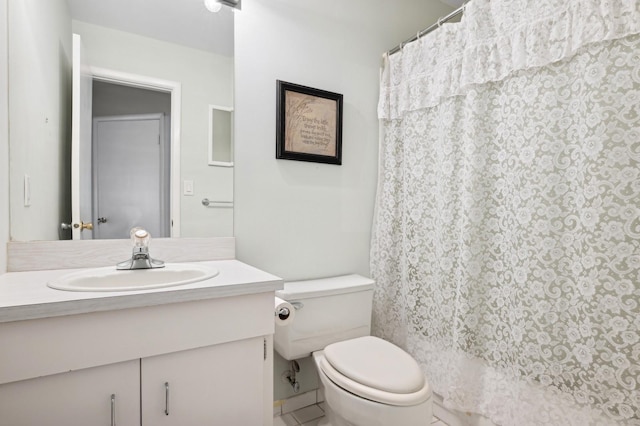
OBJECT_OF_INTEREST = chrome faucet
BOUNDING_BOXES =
[116,228,165,270]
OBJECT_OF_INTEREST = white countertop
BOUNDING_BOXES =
[0,260,283,323]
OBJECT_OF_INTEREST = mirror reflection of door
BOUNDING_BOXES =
[91,83,171,239]
[9,3,232,242]
[93,114,170,239]
[71,34,174,240]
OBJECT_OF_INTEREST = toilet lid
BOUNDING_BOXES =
[319,337,431,406]
[324,336,426,392]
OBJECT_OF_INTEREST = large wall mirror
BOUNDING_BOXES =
[8,0,234,241]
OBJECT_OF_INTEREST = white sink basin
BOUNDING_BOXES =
[47,263,219,292]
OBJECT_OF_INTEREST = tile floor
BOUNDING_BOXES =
[274,402,451,426]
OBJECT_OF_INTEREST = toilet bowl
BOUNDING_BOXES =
[274,275,432,426]
[313,336,432,426]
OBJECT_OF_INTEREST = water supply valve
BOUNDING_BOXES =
[282,360,301,393]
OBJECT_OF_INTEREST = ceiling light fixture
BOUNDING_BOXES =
[204,0,223,13]
[204,0,241,12]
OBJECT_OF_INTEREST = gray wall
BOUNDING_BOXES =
[234,0,453,401]
[234,0,453,281]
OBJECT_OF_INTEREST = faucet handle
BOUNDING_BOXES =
[130,227,150,248]
[117,227,164,270]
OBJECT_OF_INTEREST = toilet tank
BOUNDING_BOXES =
[274,274,374,360]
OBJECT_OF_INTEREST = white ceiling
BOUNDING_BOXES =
[66,0,464,58]
[67,0,234,57]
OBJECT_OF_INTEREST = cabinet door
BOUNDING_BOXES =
[0,359,140,426]
[142,337,264,425]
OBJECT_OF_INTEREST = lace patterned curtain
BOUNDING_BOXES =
[372,0,640,424]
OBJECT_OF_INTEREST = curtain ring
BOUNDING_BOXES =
[461,1,469,16]
[416,31,421,40]
[437,17,443,27]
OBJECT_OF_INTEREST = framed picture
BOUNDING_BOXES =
[276,80,343,165]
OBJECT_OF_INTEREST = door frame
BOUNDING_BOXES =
[71,34,93,240]
[90,67,182,237]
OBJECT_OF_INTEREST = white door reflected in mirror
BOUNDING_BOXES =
[8,0,234,241]
[208,105,234,167]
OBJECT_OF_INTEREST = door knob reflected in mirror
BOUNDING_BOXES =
[73,221,93,231]
[60,222,72,231]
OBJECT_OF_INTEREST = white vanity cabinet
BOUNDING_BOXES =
[0,359,140,426]
[0,338,267,426]
[0,274,279,426]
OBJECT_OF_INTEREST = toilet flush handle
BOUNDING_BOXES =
[290,301,304,310]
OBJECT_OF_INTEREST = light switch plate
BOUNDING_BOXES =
[24,174,31,206]
[183,180,194,196]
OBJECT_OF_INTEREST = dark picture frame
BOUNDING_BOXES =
[276,80,343,165]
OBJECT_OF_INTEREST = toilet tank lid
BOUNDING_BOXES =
[276,274,374,300]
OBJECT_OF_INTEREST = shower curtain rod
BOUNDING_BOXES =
[387,3,467,56]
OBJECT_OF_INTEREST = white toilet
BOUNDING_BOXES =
[274,275,432,426]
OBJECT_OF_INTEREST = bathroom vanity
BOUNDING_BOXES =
[0,258,283,426]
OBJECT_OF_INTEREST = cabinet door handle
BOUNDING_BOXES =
[165,382,170,415]
[111,394,116,426]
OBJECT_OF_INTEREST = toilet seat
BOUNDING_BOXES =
[318,336,431,407]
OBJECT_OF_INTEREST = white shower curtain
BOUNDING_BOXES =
[372,0,640,425]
